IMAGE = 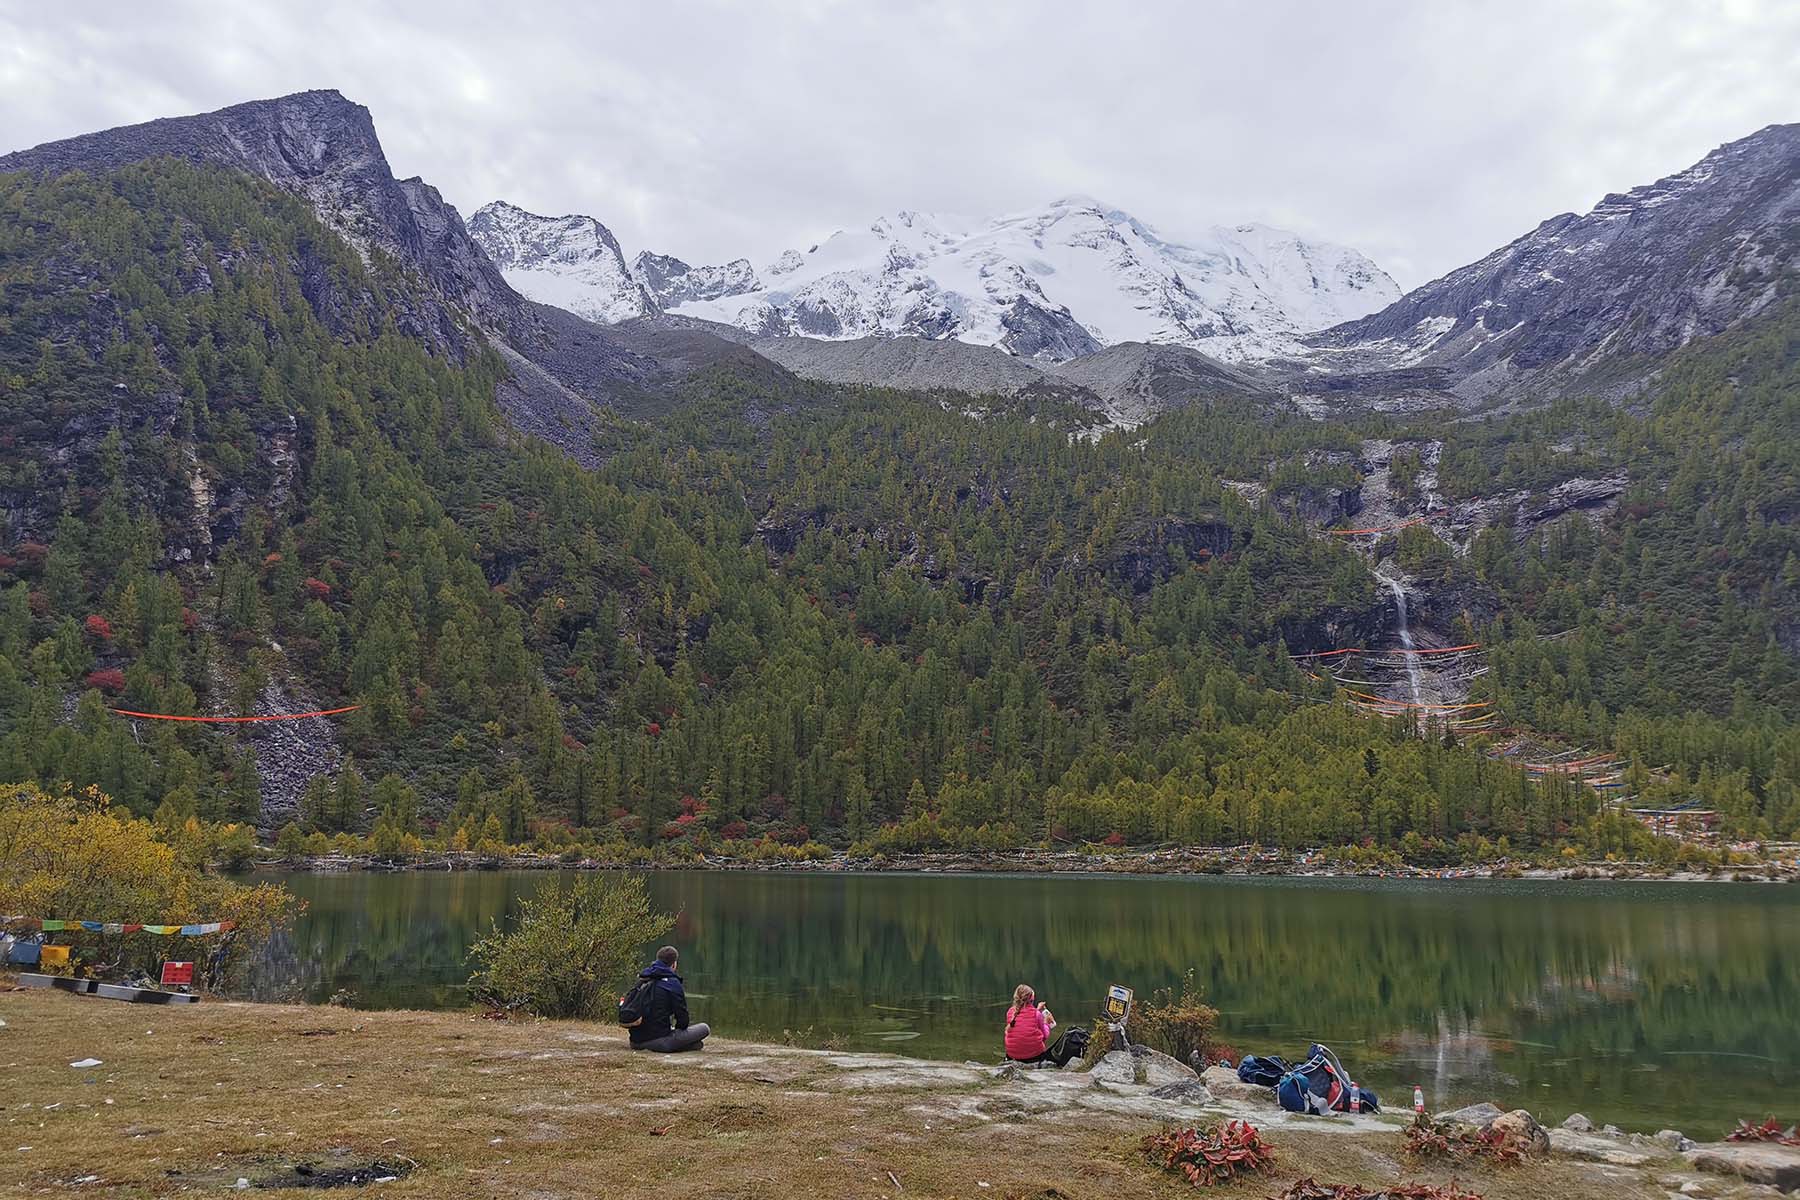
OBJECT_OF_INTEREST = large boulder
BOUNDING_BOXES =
[1087,1051,1138,1085]
[1086,1046,1199,1087]
[1684,1142,1800,1192]
[1441,1102,1506,1126]
[1149,1080,1214,1105]
[1200,1065,1278,1106]
[1489,1109,1552,1158]
[1131,1045,1198,1087]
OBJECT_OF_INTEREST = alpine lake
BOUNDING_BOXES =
[249,869,1800,1135]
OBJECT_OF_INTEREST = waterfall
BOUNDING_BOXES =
[1378,572,1427,710]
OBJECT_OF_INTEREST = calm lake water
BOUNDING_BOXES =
[250,869,1800,1133]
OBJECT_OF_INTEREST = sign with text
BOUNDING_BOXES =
[160,961,194,986]
[1103,983,1134,1023]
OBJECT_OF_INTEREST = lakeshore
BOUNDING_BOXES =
[263,845,1800,884]
[2,987,1791,1198]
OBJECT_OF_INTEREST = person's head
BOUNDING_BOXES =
[1011,983,1035,1011]
[656,946,679,969]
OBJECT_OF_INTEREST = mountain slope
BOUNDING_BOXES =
[1049,342,1280,426]
[1315,123,1800,396]
[468,201,656,324]
[0,91,811,463]
[0,89,520,353]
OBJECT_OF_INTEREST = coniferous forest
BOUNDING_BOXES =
[1,161,1796,863]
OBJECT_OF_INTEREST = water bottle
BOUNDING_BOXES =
[1349,1081,1360,1112]
[1413,1085,1425,1116]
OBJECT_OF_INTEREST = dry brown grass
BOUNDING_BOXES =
[0,988,1688,1198]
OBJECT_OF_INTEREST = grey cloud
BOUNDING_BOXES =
[2,0,1796,288]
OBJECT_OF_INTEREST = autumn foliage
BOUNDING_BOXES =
[1142,1121,1275,1187]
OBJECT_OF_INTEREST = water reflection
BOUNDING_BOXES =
[251,870,1800,1132]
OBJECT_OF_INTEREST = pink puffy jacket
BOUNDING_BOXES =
[1004,1002,1054,1060]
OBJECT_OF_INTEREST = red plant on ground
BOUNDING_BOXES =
[1142,1120,1275,1187]
[302,577,332,600]
[1402,1118,1522,1165]
[1727,1119,1800,1146]
[84,614,114,641]
[1276,1181,1484,1200]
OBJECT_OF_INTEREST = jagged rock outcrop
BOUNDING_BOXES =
[631,251,758,308]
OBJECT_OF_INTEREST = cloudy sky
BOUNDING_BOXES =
[4,0,1797,287]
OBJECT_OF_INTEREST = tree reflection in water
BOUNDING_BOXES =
[251,870,1800,1132]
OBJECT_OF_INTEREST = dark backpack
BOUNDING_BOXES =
[1237,1054,1292,1088]
[1274,1043,1379,1114]
[617,978,657,1027]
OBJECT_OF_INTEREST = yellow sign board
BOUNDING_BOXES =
[1103,983,1134,1022]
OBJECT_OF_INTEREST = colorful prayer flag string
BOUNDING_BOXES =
[1,916,236,935]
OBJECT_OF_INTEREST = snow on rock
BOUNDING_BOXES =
[469,200,656,324]
[631,251,759,309]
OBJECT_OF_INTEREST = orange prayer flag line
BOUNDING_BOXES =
[1292,643,1479,659]
[109,705,360,723]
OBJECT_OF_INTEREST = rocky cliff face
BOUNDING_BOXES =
[1316,123,1800,396]
[0,90,521,352]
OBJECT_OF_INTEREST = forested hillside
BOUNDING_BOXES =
[0,159,1795,861]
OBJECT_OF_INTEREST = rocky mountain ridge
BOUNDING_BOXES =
[1311,123,1800,398]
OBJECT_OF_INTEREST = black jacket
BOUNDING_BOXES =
[628,961,689,1044]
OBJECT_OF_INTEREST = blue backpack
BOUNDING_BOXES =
[1272,1044,1380,1114]
[1237,1054,1292,1087]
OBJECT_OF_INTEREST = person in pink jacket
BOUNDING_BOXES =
[1003,983,1081,1067]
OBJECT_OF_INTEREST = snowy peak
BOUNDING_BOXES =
[469,200,656,324]
[672,199,1398,363]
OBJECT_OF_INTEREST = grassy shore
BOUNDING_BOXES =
[0,987,1741,1198]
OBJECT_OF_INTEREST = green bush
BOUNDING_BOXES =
[466,874,674,1019]
[1132,970,1220,1065]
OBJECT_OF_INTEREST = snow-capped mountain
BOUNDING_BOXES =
[672,198,1399,363]
[470,195,1398,364]
[468,201,656,324]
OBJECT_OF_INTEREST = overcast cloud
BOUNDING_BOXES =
[3,0,1797,287]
